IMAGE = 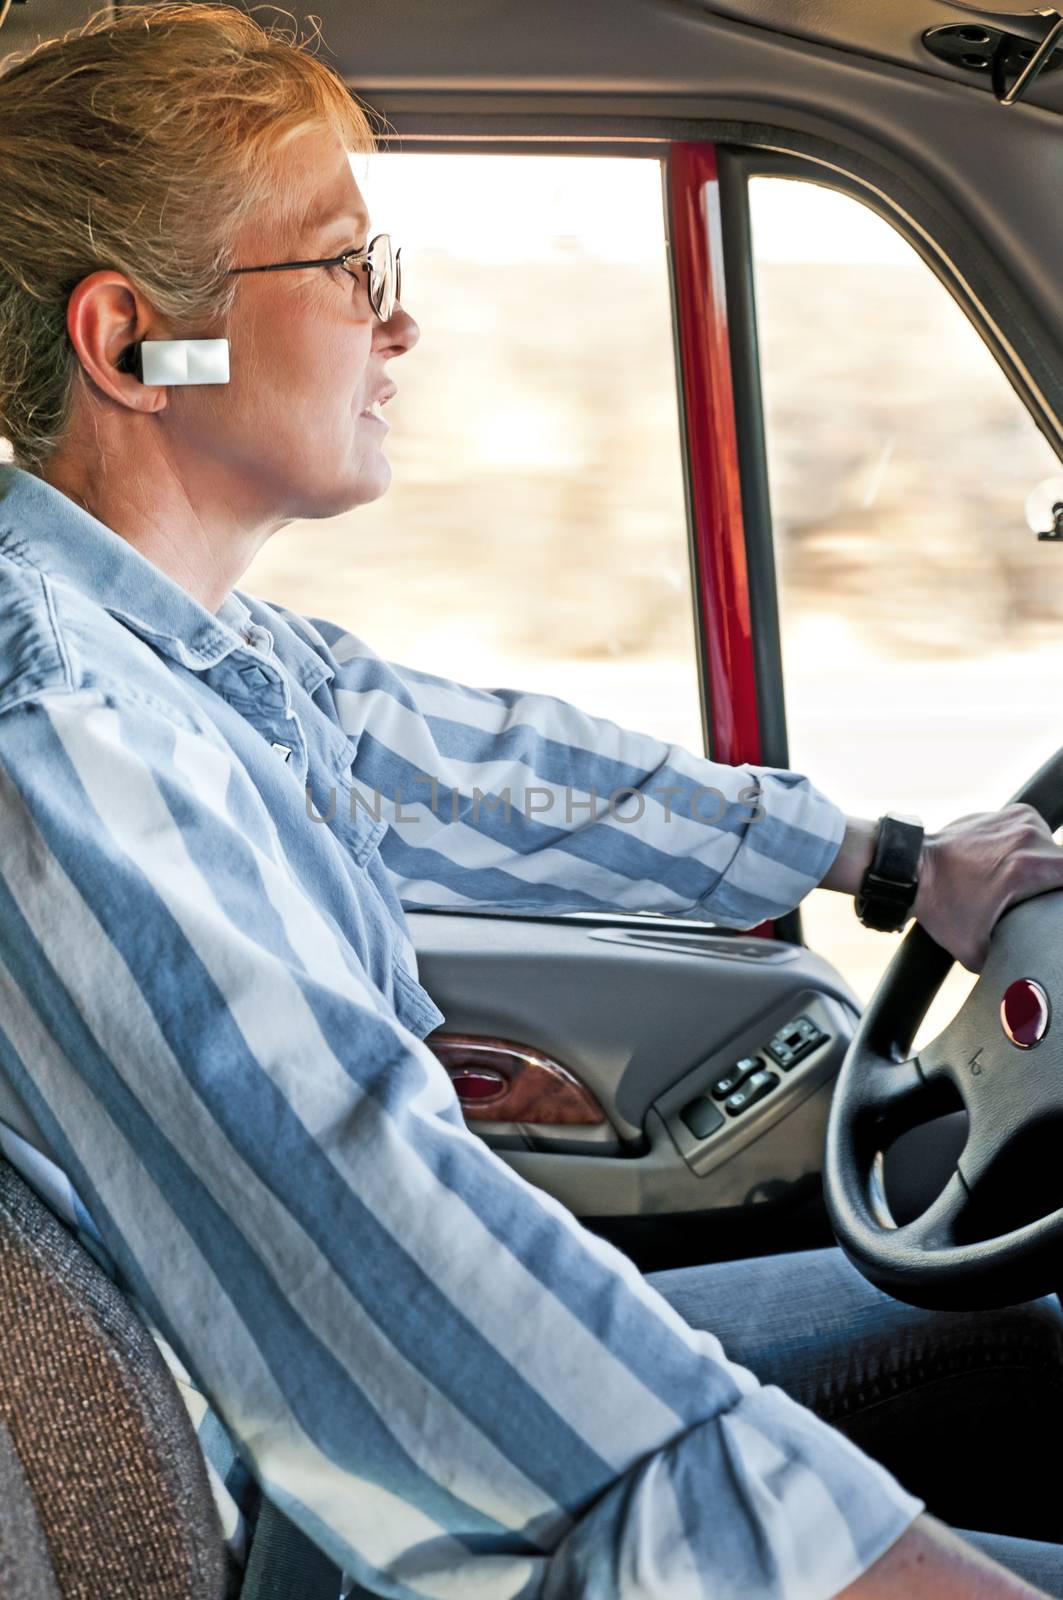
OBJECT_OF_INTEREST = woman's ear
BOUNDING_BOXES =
[66,272,164,410]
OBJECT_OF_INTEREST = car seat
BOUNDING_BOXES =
[0,1408,60,1598]
[0,1151,358,1598]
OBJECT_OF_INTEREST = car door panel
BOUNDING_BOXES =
[414,911,859,1218]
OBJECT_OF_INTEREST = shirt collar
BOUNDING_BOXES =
[0,465,332,691]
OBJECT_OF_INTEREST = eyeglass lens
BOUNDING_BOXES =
[366,235,400,319]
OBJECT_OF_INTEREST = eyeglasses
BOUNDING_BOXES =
[227,232,402,321]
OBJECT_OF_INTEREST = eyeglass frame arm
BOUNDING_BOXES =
[224,234,401,319]
[227,248,374,275]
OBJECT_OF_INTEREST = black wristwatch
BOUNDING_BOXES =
[855,813,925,932]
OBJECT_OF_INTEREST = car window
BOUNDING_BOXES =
[242,152,703,755]
[749,176,1062,1010]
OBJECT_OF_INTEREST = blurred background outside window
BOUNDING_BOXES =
[242,153,703,753]
[751,176,1062,1023]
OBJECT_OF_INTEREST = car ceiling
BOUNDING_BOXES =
[667,0,1063,99]
[4,0,1063,112]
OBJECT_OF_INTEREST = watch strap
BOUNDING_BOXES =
[855,813,925,932]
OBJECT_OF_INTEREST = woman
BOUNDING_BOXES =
[0,6,1062,1596]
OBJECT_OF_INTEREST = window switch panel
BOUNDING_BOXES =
[710,1055,761,1100]
[765,1014,828,1071]
[724,1069,779,1117]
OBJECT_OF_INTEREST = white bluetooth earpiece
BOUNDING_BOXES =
[123,339,230,386]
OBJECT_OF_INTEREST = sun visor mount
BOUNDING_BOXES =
[931,1,1063,101]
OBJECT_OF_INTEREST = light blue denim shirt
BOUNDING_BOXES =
[0,464,921,1599]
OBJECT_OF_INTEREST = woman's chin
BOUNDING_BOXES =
[354,456,392,503]
[290,459,392,521]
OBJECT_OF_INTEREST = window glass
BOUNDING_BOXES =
[242,154,702,753]
[750,177,1062,1016]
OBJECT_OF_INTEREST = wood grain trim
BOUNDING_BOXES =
[426,1033,607,1125]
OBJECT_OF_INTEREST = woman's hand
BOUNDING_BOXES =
[823,805,1063,973]
[913,804,1063,972]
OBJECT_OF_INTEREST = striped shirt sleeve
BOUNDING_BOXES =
[0,685,921,1598]
[316,631,847,926]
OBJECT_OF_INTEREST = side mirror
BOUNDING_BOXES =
[1025,477,1063,541]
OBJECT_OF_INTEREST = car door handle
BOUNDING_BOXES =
[426,1033,607,1125]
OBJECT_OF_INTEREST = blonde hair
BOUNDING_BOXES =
[0,3,378,471]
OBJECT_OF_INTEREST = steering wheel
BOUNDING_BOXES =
[825,744,1063,1311]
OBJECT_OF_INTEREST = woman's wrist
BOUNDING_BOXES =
[822,814,936,932]
[820,815,879,896]
[910,830,940,926]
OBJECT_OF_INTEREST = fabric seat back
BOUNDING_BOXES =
[0,1411,60,1598]
[0,1157,228,1597]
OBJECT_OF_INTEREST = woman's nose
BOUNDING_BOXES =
[378,302,420,355]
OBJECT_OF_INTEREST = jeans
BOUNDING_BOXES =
[645,1245,1063,1595]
